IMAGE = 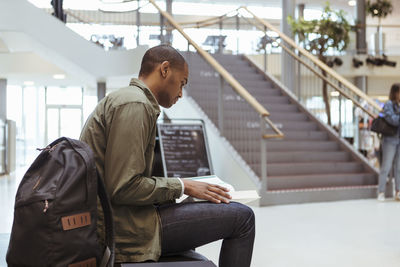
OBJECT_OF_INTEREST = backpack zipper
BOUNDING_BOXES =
[36,144,59,153]
[43,199,49,213]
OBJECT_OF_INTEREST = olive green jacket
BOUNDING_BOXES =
[80,78,182,262]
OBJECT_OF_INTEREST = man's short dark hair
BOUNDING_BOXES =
[389,83,400,102]
[139,44,186,77]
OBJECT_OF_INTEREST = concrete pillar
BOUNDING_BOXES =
[298,3,305,19]
[165,0,173,45]
[0,79,6,120]
[355,76,367,93]
[281,0,296,92]
[136,0,141,46]
[356,0,367,54]
[6,119,16,174]
[97,82,106,102]
[0,79,6,174]
[355,0,368,103]
[160,14,165,44]
[296,4,305,98]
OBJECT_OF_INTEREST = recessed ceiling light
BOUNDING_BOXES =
[348,0,356,6]
[23,81,34,86]
[53,74,66,79]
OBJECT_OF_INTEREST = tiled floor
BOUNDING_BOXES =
[1,170,400,267]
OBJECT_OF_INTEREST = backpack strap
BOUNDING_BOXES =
[67,138,115,267]
[97,171,115,267]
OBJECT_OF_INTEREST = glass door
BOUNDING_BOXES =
[45,87,83,144]
[46,107,83,143]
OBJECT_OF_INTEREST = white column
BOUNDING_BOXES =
[0,79,6,120]
[97,81,106,102]
[281,0,295,91]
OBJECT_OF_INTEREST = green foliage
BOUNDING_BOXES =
[287,3,351,58]
[367,0,393,18]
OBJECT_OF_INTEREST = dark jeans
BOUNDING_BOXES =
[157,201,255,267]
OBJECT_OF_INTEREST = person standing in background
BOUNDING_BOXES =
[377,83,400,201]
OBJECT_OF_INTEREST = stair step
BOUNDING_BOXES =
[220,119,318,130]
[265,162,364,176]
[267,173,376,190]
[267,140,338,151]
[232,140,339,152]
[191,92,291,104]
[221,112,309,125]
[231,72,266,81]
[269,113,309,121]
[263,103,299,112]
[260,185,378,206]
[281,131,328,140]
[241,150,349,164]
[182,51,380,206]
[191,104,301,117]
[188,85,280,97]
[266,151,350,163]
[226,130,329,142]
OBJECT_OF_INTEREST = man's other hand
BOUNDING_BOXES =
[182,180,232,204]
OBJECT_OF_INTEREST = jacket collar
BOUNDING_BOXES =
[129,78,161,114]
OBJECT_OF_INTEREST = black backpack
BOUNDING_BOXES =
[6,137,115,267]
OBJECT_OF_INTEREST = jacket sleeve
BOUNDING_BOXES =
[104,102,182,206]
[383,101,400,127]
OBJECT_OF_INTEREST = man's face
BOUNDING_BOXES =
[159,63,189,108]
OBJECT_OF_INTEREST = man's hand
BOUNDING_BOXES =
[182,179,232,204]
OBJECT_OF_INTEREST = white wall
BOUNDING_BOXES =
[0,0,147,87]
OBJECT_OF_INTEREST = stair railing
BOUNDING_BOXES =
[148,0,283,191]
[172,5,383,168]
[237,6,382,168]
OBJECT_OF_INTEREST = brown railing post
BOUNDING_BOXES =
[136,0,141,46]
[263,25,267,72]
[159,13,165,44]
[260,117,268,192]
[218,75,224,135]
[236,14,240,54]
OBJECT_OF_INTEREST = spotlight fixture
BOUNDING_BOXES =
[366,55,397,67]
[326,57,343,68]
[352,58,363,68]
[366,56,384,66]
[382,54,397,67]
[333,57,343,66]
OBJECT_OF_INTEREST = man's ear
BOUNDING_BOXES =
[160,61,170,78]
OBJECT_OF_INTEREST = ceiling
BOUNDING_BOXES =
[3,0,400,88]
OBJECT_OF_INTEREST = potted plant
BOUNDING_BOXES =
[366,0,393,55]
[288,3,351,126]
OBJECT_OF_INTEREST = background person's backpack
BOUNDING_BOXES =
[6,137,114,267]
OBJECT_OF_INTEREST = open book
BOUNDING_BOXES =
[177,175,260,205]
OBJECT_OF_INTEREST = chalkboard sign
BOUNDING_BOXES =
[158,122,213,178]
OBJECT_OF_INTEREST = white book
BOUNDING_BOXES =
[177,175,260,204]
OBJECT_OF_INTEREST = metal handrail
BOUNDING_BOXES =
[148,0,284,139]
[237,14,377,118]
[165,6,382,118]
[240,6,382,115]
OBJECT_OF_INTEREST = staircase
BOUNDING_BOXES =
[182,51,379,206]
